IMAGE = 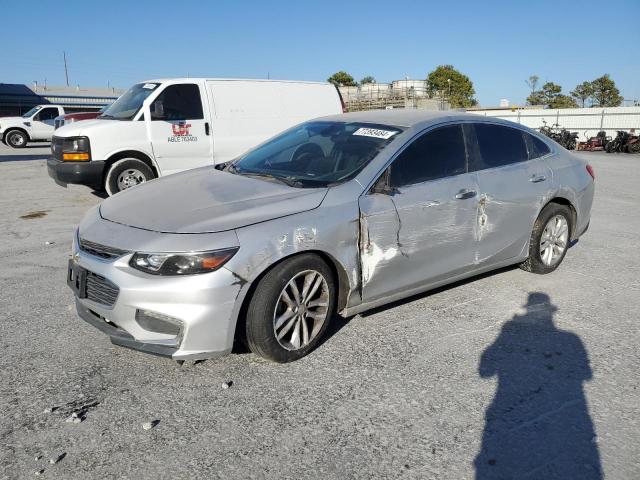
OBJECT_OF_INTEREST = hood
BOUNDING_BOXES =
[0,116,27,127]
[54,118,110,137]
[99,167,328,234]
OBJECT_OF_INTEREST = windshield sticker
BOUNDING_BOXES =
[353,127,398,140]
[142,83,157,90]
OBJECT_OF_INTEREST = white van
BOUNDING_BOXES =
[48,78,345,195]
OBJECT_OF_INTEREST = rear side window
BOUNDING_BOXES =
[525,133,552,159]
[152,84,203,120]
[474,123,528,169]
[390,124,466,187]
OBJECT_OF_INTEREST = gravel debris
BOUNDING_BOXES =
[48,452,66,465]
[142,420,159,430]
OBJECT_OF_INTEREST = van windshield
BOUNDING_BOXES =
[228,121,403,188]
[22,106,42,118]
[100,83,160,120]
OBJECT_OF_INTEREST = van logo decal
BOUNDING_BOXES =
[168,122,198,143]
[171,123,192,136]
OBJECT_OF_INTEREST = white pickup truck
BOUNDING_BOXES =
[0,105,67,148]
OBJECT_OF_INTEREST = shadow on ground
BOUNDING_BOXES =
[474,292,602,479]
[0,154,48,163]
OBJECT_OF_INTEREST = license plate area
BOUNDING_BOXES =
[67,259,87,299]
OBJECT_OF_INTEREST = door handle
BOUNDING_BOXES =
[529,174,546,183]
[455,189,477,200]
[205,122,210,136]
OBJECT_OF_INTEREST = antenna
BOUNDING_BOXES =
[63,51,69,87]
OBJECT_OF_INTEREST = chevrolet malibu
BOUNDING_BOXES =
[68,111,595,363]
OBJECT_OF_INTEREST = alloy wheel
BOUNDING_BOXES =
[539,215,569,266]
[273,270,330,351]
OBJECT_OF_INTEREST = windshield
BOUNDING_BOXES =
[22,106,42,118]
[229,121,403,187]
[100,82,159,120]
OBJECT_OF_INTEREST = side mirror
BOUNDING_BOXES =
[370,170,397,195]
[151,100,165,120]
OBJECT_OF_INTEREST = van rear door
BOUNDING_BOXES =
[146,82,213,176]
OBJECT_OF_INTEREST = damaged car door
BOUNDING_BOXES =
[469,123,554,264]
[359,123,480,302]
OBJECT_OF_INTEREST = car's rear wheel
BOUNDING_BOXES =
[520,203,572,274]
[5,130,28,148]
[245,253,336,362]
[105,158,155,196]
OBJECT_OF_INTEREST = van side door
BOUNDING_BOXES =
[146,82,213,176]
[469,123,554,264]
[359,123,480,302]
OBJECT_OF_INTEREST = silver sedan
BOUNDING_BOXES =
[68,110,595,362]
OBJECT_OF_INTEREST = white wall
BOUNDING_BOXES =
[466,106,640,141]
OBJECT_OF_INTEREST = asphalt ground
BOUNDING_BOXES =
[0,143,638,479]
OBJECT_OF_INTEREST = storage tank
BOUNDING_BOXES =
[359,83,390,99]
[391,79,428,97]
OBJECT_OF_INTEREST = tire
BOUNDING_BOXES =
[245,253,336,363]
[628,142,640,154]
[5,129,28,148]
[520,203,573,274]
[104,157,155,196]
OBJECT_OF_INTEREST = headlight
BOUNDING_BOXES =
[129,248,238,275]
[61,136,91,161]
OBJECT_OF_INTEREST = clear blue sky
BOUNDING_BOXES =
[1,0,638,106]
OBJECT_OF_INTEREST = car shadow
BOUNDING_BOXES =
[474,292,602,479]
[0,154,49,163]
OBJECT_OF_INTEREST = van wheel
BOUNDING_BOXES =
[520,203,572,274]
[104,158,155,196]
[245,254,336,363]
[5,130,28,148]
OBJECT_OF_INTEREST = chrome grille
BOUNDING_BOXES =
[86,271,119,307]
[79,238,128,260]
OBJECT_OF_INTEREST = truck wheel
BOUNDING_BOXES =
[5,130,28,148]
[105,158,155,196]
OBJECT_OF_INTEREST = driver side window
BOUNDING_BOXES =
[390,124,467,188]
[35,108,59,121]
[151,84,203,121]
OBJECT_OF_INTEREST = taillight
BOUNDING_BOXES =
[586,164,595,180]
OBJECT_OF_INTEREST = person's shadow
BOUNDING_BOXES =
[475,292,602,479]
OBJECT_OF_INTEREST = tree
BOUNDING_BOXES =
[526,82,577,108]
[570,81,594,107]
[426,65,477,108]
[549,94,578,109]
[590,74,623,107]
[525,75,539,96]
[327,71,356,87]
[360,75,376,85]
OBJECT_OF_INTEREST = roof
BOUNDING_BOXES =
[144,78,330,85]
[318,109,485,128]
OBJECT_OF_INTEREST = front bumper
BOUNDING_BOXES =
[69,241,241,361]
[47,158,105,190]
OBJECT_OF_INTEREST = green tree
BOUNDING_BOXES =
[327,71,356,87]
[590,74,623,107]
[549,94,578,109]
[527,82,577,108]
[570,81,594,107]
[426,65,477,108]
[360,75,376,85]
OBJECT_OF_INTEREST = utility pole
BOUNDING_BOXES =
[63,51,69,87]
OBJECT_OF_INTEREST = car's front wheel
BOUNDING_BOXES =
[245,253,336,362]
[520,203,572,274]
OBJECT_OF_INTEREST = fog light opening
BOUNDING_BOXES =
[135,309,183,337]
